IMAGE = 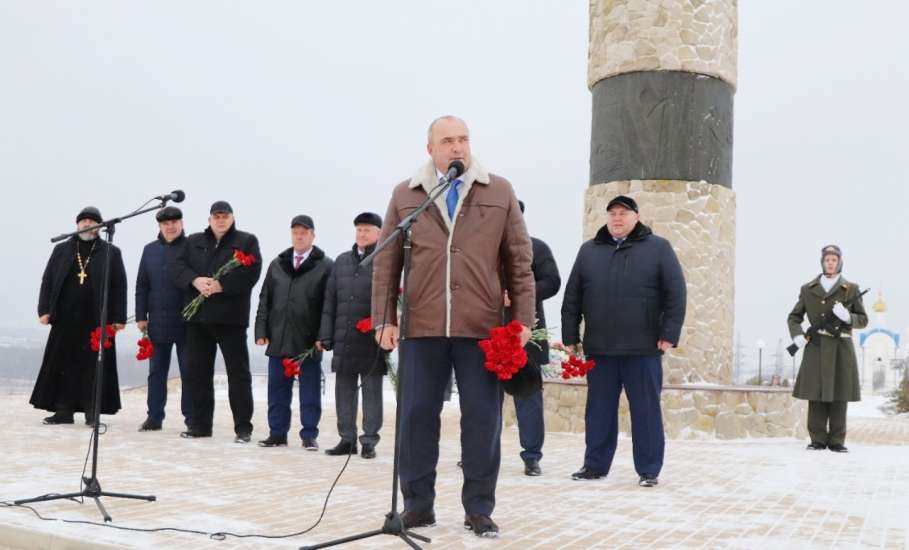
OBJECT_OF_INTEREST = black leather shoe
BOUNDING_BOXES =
[258,435,287,447]
[828,444,849,453]
[361,444,376,459]
[524,459,542,476]
[42,413,74,425]
[180,429,212,438]
[806,442,827,451]
[571,467,606,480]
[464,514,499,538]
[234,432,251,443]
[639,474,659,487]
[324,440,356,456]
[401,509,436,529]
[302,438,319,451]
[138,418,162,432]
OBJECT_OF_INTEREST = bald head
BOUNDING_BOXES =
[426,116,471,173]
[427,115,469,144]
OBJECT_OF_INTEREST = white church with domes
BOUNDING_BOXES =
[857,291,904,394]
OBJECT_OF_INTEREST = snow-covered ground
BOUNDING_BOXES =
[0,375,907,549]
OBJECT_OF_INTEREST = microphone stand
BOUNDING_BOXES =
[15,198,178,521]
[301,174,456,549]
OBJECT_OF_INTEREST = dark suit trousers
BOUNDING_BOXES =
[585,355,664,477]
[398,337,503,516]
[514,389,544,462]
[185,323,253,435]
[808,400,848,446]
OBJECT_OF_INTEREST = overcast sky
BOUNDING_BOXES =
[2,2,907,365]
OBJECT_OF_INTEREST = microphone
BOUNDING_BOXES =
[445,160,465,181]
[155,190,186,203]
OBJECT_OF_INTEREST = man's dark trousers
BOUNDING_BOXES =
[807,400,848,446]
[514,389,544,463]
[399,337,503,516]
[185,323,254,435]
[585,355,664,476]
[146,340,192,426]
[335,371,383,447]
[266,356,322,440]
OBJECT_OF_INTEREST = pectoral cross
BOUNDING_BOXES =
[78,270,87,285]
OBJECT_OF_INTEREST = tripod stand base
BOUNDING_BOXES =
[14,477,156,523]
[300,511,430,549]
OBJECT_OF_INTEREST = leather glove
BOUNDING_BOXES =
[833,302,851,323]
[792,335,807,349]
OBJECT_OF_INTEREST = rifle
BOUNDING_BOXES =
[787,288,869,357]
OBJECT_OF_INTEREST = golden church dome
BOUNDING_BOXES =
[873,291,887,313]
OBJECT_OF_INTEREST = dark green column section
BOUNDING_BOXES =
[590,70,734,188]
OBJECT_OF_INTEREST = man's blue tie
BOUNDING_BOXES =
[446,179,462,219]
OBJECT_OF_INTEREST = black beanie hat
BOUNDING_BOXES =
[76,206,103,224]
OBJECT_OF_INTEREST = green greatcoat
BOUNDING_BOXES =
[787,276,868,402]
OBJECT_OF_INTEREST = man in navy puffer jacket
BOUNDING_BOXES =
[136,206,192,431]
[562,195,686,488]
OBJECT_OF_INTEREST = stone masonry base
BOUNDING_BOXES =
[504,380,808,440]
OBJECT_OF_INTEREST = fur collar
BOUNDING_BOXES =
[408,158,490,190]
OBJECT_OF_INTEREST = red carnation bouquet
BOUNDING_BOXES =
[550,342,596,379]
[479,320,528,381]
[281,346,317,378]
[182,249,257,320]
[90,325,116,352]
[560,353,596,379]
[478,320,550,381]
[136,331,154,361]
[87,315,154,361]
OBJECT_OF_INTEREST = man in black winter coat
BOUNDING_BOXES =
[135,206,192,432]
[319,212,387,459]
[507,201,560,477]
[31,206,127,425]
[172,201,262,443]
[561,195,686,487]
[254,215,333,450]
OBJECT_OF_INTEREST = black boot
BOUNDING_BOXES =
[258,435,287,447]
[361,443,376,459]
[43,412,74,425]
[139,418,162,431]
[325,440,357,456]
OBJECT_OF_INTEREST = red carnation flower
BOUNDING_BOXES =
[136,334,154,361]
[89,325,116,352]
[356,317,373,333]
[282,357,301,378]
[560,353,596,379]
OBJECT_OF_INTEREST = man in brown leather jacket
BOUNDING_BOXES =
[371,115,534,538]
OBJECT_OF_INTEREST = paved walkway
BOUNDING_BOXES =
[0,375,907,549]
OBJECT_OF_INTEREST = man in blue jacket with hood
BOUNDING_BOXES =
[562,195,686,488]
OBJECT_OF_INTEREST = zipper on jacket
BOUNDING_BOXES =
[445,224,454,337]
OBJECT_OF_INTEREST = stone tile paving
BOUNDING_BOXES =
[0,376,906,549]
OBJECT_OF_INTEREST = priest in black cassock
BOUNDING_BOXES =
[30,206,128,425]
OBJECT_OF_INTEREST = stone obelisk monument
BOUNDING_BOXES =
[586,0,738,385]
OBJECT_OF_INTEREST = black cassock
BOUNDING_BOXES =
[30,237,127,415]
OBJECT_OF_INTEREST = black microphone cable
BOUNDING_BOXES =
[0,271,396,543]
